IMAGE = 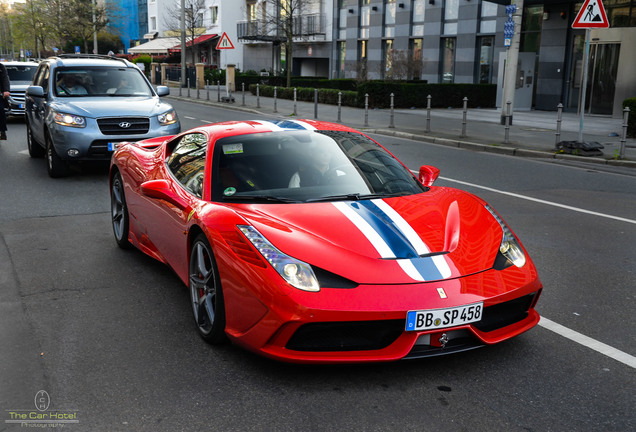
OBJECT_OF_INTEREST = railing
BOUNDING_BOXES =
[237,14,325,42]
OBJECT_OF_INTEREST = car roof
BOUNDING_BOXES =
[2,61,39,66]
[43,55,134,69]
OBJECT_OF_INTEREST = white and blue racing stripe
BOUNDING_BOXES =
[253,120,316,131]
[334,199,452,282]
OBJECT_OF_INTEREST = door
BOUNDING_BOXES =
[496,52,535,111]
[586,43,620,115]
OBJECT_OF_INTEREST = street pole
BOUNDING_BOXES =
[180,0,186,89]
[92,0,98,54]
[578,29,591,143]
[500,0,524,125]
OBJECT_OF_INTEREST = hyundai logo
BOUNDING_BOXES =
[119,122,132,129]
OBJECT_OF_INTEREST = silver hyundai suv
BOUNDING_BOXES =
[25,55,180,177]
[4,61,39,116]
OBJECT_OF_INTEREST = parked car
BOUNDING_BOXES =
[3,61,39,117]
[110,119,543,364]
[25,54,180,177]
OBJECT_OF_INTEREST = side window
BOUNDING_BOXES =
[33,64,50,91]
[166,133,207,198]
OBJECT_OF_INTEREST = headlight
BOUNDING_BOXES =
[53,111,85,128]
[158,109,178,126]
[238,225,320,292]
[486,205,527,269]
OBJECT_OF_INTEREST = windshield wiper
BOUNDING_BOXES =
[224,195,300,203]
[306,193,392,203]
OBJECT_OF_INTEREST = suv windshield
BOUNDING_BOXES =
[212,130,426,203]
[6,65,37,83]
[54,67,153,97]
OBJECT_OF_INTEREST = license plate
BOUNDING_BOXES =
[108,142,115,151]
[406,303,483,331]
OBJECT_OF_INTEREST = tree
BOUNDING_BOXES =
[163,0,207,65]
[252,0,320,87]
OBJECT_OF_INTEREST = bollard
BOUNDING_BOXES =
[620,106,630,159]
[217,81,220,102]
[555,103,563,146]
[179,80,182,97]
[364,93,369,127]
[196,79,200,99]
[426,95,432,133]
[314,89,318,119]
[274,86,278,113]
[389,93,395,128]
[206,80,210,101]
[337,92,342,123]
[229,87,233,103]
[187,78,190,98]
[460,97,468,138]
[256,83,260,108]
[504,101,511,144]
[293,88,297,116]
[241,82,245,106]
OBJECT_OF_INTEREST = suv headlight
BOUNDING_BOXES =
[53,111,85,128]
[238,225,320,292]
[158,109,178,126]
[486,205,527,269]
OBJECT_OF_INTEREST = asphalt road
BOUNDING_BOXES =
[1,102,634,431]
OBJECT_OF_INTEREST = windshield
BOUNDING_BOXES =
[6,65,37,83]
[212,130,425,203]
[54,67,153,97]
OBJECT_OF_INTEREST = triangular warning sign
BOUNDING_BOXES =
[572,0,609,28]
[216,32,235,50]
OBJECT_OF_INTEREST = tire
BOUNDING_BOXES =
[26,119,45,158]
[189,234,227,344]
[45,132,70,178]
[110,171,132,249]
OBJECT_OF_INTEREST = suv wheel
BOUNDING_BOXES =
[26,119,45,158]
[45,132,70,178]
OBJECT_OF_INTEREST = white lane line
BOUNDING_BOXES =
[440,176,636,225]
[540,317,636,369]
[184,116,197,120]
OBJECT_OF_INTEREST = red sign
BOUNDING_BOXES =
[572,0,609,28]
[216,32,235,50]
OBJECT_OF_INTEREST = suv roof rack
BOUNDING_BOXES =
[54,54,130,65]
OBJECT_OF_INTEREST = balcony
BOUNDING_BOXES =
[237,14,326,43]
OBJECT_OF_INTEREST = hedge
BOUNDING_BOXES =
[623,97,636,138]
[249,82,497,109]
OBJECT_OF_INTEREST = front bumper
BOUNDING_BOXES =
[48,116,181,161]
[222,262,543,364]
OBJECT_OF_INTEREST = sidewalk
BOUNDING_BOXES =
[168,85,636,169]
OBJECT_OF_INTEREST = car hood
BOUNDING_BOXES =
[10,82,31,90]
[50,96,172,118]
[232,187,505,285]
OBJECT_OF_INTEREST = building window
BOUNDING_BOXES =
[444,0,459,34]
[338,41,347,78]
[521,5,543,52]
[383,39,394,78]
[150,16,156,31]
[409,38,423,79]
[360,0,371,39]
[210,6,218,25]
[477,36,494,83]
[441,37,455,83]
[385,0,396,37]
[412,0,425,37]
[358,40,368,79]
[480,0,498,33]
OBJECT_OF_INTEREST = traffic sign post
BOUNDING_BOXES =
[216,33,235,99]
[572,0,609,143]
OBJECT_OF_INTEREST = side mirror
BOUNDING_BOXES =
[155,86,170,97]
[418,165,440,187]
[26,86,44,97]
[141,179,190,211]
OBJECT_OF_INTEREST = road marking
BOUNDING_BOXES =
[540,317,636,369]
[184,116,197,120]
[440,177,636,225]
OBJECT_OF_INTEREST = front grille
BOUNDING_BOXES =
[473,293,536,333]
[286,320,404,352]
[9,91,25,103]
[97,117,150,135]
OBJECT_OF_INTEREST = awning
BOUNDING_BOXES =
[143,32,158,40]
[169,34,218,52]
[128,37,181,54]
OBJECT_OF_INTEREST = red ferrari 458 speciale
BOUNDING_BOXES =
[109,119,542,363]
